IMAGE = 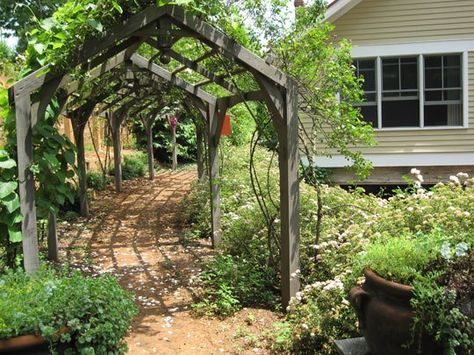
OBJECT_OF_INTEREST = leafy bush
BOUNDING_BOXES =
[121,153,146,180]
[183,144,474,353]
[0,266,138,354]
[87,171,109,191]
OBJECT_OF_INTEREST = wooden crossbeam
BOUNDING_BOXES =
[130,53,217,105]
[145,38,236,93]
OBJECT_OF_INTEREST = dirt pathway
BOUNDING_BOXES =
[58,169,279,354]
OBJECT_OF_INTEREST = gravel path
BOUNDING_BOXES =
[58,169,279,354]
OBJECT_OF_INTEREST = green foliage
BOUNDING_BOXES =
[411,272,474,355]
[183,151,474,352]
[192,255,275,317]
[0,266,138,354]
[87,171,109,191]
[121,153,147,180]
[0,149,22,269]
[271,1,375,179]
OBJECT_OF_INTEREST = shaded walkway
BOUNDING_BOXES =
[58,169,278,354]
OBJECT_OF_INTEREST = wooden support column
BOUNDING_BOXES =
[14,93,40,272]
[109,112,123,192]
[196,124,205,181]
[47,212,58,261]
[71,104,95,217]
[277,80,300,308]
[206,103,226,248]
[171,125,177,170]
[142,115,155,180]
[254,73,300,308]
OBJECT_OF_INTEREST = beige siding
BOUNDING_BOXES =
[303,0,474,163]
[308,52,474,156]
[333,0,474,45]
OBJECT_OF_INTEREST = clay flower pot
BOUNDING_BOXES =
[349,269,442,355]
[0,334,48,353]
[0,327,68,354]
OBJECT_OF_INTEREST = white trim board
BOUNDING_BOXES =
[304,152,474,168]
[351,40,474,58]
[325,0,363,22]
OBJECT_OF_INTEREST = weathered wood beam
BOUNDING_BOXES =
[14,92,39,273]
[130,53,216,105]
[165,5,288,88]
[10,6,168,98]
[146,39,237,94]
[216,90,265,109]
[47,212,58,262]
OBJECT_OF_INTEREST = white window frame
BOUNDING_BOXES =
[351,40,471,131]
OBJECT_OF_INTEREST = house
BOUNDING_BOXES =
[316,0,474,184]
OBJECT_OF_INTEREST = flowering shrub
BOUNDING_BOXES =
[183,146,474,352]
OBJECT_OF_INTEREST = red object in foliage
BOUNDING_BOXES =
[221,115,232,136]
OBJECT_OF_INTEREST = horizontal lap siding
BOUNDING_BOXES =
[301,0,474,160]
[333,0,474,45]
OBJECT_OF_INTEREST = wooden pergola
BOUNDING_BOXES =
[9,5,300,307]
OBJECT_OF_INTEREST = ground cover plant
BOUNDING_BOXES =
[182,145,474,353]
[0,266,138,354]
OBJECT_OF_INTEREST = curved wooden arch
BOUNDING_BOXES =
[9,5,300,307]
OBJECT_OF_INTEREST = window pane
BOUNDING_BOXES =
[425,90,442,101]
[382,100,420,127]
[383,60,399,91]
[425,56,441,68]
[364,93,376,102]
[446,89,461,100]
[444,68,460,87]
[401,60,418,90]
[358,105,378,127]
[444,55,460,67]
[358,60,375,69]
[360,69,376,91]
[425,68,442,88]
[425,104,463,126]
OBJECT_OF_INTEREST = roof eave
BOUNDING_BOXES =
[324,0,364,22]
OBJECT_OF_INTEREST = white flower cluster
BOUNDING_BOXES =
[286,277,344,312]
[410,168,424,188]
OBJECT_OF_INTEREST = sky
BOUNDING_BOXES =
[0,0,331,50]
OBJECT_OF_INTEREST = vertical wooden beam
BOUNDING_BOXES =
[15,93,40,273]
[72,120,89,217]
[277,80,300,308]
[196,123,205,181]
[110,112,123,192]
[47,212,58,262]
[171,125,177,170]
[144,117,155,180]
[207,103,222,248]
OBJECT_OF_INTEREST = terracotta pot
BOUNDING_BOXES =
[0,334,48,353]
[0,327,68,354]
[349,269,443,355]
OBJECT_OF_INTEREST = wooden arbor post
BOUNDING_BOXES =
[108,110,126,192]
[255,75,301,308]
[69,103,96,217]
[184,101,206,181]
[140,113,158,180]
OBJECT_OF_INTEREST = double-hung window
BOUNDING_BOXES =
[353,53,466,129]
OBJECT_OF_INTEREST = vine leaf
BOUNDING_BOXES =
[3,193,20,214]
[0,159,16,170]
[8,226,22,243]
[87,19,103,33]
[0,182,17,199]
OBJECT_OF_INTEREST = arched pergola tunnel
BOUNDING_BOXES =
[8,5,300,307]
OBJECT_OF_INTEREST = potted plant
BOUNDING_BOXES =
[0,266,138,354]
[348,228,473,355]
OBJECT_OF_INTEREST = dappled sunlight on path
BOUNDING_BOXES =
[58,169,278,354]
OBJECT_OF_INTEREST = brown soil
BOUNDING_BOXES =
[57,168,281,354]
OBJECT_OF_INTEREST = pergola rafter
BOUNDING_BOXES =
[9,4,300,307]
